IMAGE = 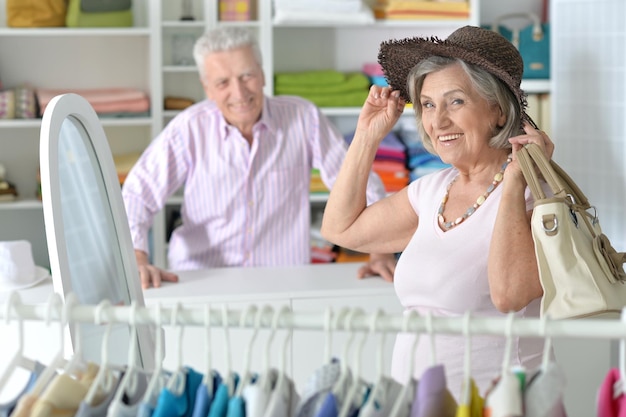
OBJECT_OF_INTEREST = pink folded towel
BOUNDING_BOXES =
[37,88,149,116]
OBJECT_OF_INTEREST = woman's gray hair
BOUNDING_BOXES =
[193,27,263,81]
[407,56,520,155]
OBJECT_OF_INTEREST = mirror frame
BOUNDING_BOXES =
[39,93,154,369]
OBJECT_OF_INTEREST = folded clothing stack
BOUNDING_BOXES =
[37,88,150,118]
[0,84,37,120]
[374,0,470,20]
[273,0,374,24]
[274,70,370,108]
[395,118,451,181]
[346,130,409,193]
[310,168,329,195]
[362,63,388,87]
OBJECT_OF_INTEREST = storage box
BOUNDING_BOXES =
[219,0,256,21]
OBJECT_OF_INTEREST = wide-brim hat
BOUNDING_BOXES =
[378,25,533,126]
[0,240,51,292]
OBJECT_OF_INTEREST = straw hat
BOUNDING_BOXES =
[378,25,534,127]
[0,240,50,292]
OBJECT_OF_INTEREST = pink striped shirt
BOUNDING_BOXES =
[122,96,386,270]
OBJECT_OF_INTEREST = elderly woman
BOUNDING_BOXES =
[321,25,555,403]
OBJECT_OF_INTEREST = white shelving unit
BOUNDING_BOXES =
[0,0,551,270]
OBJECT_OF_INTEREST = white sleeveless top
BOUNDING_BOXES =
[391,167,543,401]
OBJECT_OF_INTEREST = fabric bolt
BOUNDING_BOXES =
[597,368,626,417]
[454,379,483,417]
[295,359,341,417]
[524,362,567,417]
[191,371,223,417]
[152,367,203,417]
[0,361,45,417]
[392,168,544,401]
[358,376,403,417]
[122,97,386,270]
[411,364,457,417]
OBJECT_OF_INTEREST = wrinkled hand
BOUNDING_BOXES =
[135,250,179,289]
[509,122,555,161]
[356,86,406,143]
[357,253,396,283]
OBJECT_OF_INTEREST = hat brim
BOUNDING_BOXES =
[0,266,51,292]
[378,37,523,106]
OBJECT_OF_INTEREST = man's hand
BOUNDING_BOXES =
[357,252,396,283]
[135,250,179,289]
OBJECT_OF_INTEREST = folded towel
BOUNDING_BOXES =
[37,88,149,116]
[274,70,347,87]
[374,0,470,20]
[279,90,368,108]
[274,0,365,13]
[274,72,370,95]
[274,4,375,24]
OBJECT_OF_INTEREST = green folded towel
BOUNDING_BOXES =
[279,90,369,108]
[274,72,370,95]
[274,69,347,86]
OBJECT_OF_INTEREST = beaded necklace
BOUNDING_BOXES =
[438,155,512,230]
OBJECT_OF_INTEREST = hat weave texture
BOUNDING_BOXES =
[378,25,528,119]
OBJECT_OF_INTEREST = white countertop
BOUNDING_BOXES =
[143,262,396,304]
[1,263,396,306]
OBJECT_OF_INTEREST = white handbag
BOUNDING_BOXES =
[517,144,626,319]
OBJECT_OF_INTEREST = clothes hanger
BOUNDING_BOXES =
[540,313,553,373]
[359,309,392,414]
[142,302,167,407]
[483,311,524,416]
[338,308,370,417]
[28,292,71,397]
[61,293,86,376]
[84,299,118,405]
[262,305,292,392]
[221,303,236,397]
[388,309,421,417]
[331,307,364,406]
[233,304,260,397]
[425,310,437,365]
[165,302,187,397]
[459,310,472,406]
[323,306,333,364]
[615,307,626,399]
[0,292,37,394]
[201,303,215,396]
[109,301,147,416]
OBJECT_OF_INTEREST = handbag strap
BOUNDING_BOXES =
[517,143,590,209]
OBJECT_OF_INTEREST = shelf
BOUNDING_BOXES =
[0,117,153,129]
[0,199,42,210]
[521,79,551,93]
[0,27,150,36]
[163,65,197,73]
[273,19,472,29]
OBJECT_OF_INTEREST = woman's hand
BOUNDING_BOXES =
[355,86,406,144]
[509,121,555,159]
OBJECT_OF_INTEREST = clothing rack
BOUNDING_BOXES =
[2,292,626,340]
